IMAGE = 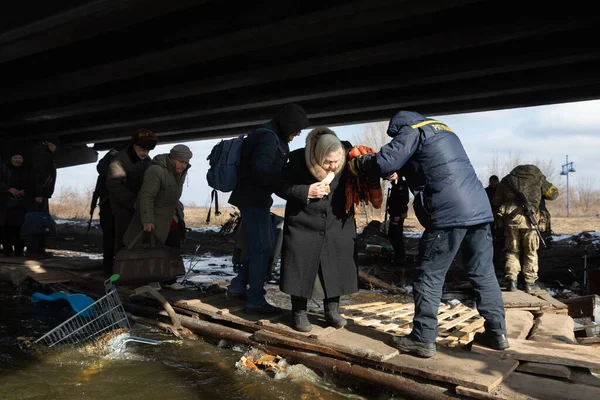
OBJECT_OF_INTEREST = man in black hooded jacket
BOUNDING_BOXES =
[227,103,309,314]
[24,137,58,260]
[348,111,508,358]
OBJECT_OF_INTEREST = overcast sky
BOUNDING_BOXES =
[55,99,600,208]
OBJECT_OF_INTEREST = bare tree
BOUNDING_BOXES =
[352,121,390,150]
[351,121,391,222]
[574,178,600,214]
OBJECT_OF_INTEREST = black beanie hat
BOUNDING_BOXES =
[10,147,24,158]
[273,103,309,137]
[42,135,60,146]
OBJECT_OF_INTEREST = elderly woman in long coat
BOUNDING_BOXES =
[277,127,358,332]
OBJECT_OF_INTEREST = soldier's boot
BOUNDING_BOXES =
[390,334,436,358]
[291,296,312,332]
[525,282,541,294]
[324,297,347,329]
[474,332,510,350]
[507,280,517,292]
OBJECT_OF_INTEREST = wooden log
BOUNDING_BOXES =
[129,314,198,341]
[258,344,454,400]
[358,270,408,294]
[455,386,505,400]
[253,329,355,362]
[178,314,254,345]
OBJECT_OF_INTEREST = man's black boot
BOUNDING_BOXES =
[474,332,510,350]
[291,296,312,332]
[507,280,517,292]
[525,282,541,294]
[324,297,347,329]
[390,334,436,358]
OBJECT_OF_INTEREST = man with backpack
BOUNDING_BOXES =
[226,103,309,314]
[493,165,558,293]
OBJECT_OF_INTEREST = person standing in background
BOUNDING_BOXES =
[0,148,27,257]
[24,137,58,260]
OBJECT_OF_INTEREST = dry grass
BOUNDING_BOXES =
[50,187,597,235]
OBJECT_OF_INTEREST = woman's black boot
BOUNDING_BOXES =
[324,297,347,329]
[291,296,312,332]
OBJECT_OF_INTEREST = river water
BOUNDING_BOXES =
[0,281,402,400]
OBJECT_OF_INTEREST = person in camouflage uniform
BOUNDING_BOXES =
[494,165,559,293]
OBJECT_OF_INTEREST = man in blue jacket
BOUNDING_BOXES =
[348,111,508,358]
[228,103,309,314]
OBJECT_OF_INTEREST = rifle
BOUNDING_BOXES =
[505,179,546,248]
[88,189,99,232]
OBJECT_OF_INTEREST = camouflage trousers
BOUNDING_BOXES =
[504,214,540,283]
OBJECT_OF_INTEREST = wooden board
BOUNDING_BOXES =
[382,346,518,392]
[471,338,600,369]
[341,301,485,347]
[459,372,600,400]
[536,290,568,310]
[23,264,71,284]
[501,290,548,308]
[569,368,600,388]
[497,371,600,400]
[516,362,571,378]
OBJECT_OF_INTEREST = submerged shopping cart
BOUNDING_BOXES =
[35,275,159,348]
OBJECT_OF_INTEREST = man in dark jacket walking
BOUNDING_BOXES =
[227,103,309,314]
[348,111,508,358]
[106,129,157,254]
[93,148,120,277]
[24,137,58,260]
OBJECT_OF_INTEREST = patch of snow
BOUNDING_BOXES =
[552,234,573,242]
[54,219,90,227]
[180,253,236,283]
[189,226,220,233]
[404,231,423,238]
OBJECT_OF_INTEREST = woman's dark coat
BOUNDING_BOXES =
[277,148,358,299]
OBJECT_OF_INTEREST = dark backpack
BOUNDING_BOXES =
[206,134,246,193]
[204,128,275,223]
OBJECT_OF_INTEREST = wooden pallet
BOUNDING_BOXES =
[340,301,484,347]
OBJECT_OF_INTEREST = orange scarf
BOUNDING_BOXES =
[345,145,383,214]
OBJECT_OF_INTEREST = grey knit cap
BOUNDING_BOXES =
[169,144,193,162]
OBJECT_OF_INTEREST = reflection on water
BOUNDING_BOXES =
[0,282,396,400]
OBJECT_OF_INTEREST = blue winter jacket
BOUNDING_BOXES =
[364,111,492,229]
